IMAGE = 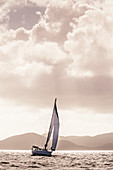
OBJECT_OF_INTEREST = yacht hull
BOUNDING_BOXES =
[32,149,52,156]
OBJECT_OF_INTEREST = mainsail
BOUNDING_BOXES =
[44,98,59,151]
[51,99,59,151]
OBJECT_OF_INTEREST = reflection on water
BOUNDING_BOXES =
[0,150,113,169]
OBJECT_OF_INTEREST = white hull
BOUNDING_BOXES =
[32,149,52,156]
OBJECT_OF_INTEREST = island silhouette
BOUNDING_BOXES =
[0,132,113,150]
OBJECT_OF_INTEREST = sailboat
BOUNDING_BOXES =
[31,98,59,156]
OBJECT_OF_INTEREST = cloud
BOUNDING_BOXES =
[0,0,113,113]
[65,2,113,76]
[32,0,93,44]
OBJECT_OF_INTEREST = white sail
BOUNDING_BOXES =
[51,99,59,151]
[44,98,59,151]
[44,107,54,149]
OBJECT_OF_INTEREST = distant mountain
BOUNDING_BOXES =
[0,133,46,150]
[93,143,113,150]
[57,140,88,150]
[60,132,113,147]
[0,132,113,150]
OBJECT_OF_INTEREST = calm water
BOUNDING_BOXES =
[0,150,113,169]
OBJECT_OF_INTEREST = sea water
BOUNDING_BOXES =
[0,150,113,169]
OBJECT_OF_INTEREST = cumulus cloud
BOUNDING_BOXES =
[0,0,113,113]
[65,7,113,76]
[32,0,93,44]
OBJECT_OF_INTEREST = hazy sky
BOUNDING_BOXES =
[0,0,113,140]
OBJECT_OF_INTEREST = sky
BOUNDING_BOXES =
[0,0,113,140]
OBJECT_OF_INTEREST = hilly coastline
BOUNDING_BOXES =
[0,132,113,150]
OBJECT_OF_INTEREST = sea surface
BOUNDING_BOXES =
[0,150,113,169]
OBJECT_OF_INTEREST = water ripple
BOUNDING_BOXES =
[0,151,113,169]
